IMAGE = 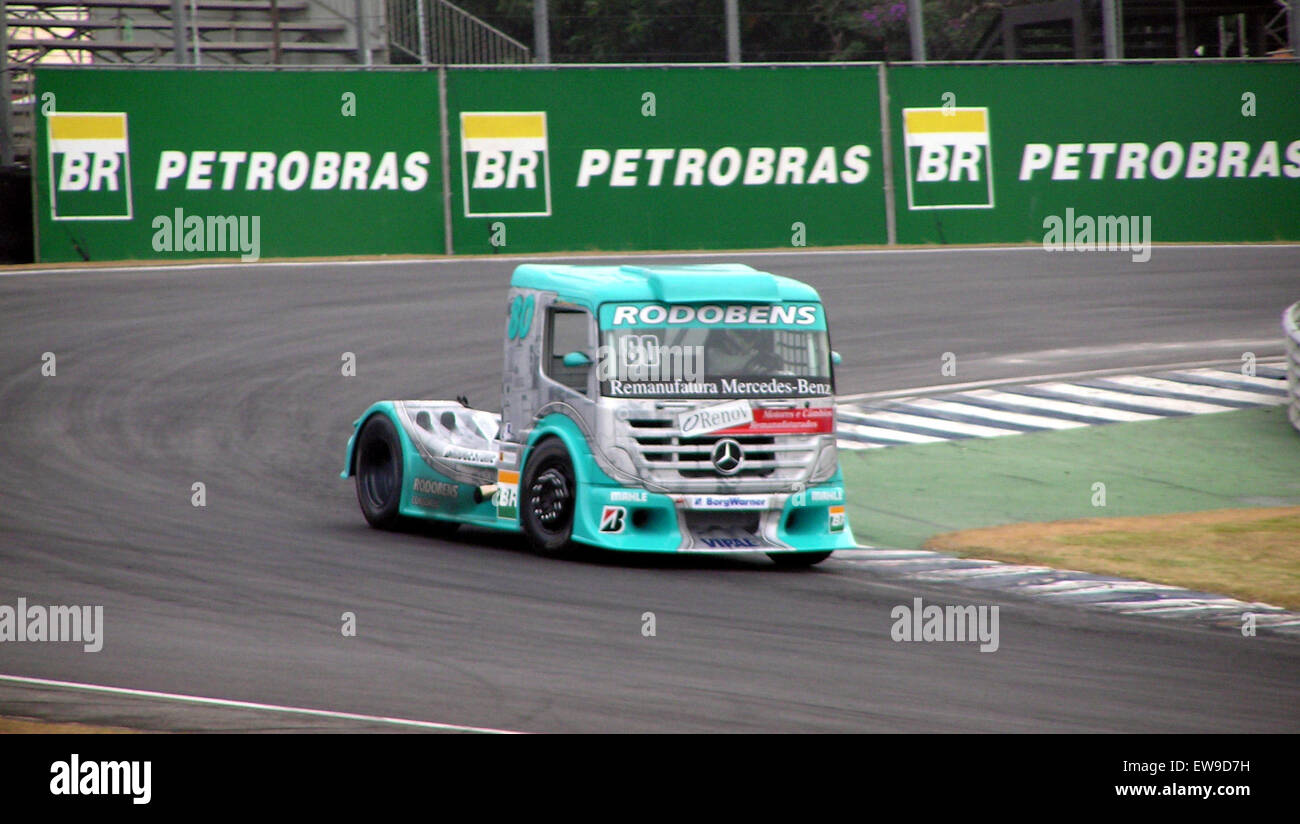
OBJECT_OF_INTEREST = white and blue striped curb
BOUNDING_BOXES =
[835,364,1290,450]
[829,547,1300,638]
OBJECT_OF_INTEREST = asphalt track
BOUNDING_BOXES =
[1,246,1298,732]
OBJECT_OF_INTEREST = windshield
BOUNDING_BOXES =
[600,325,834,399]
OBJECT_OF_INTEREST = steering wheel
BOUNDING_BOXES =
[746,350,791,374]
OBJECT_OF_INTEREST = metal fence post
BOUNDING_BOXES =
[270,0,282,64]
[171,0,186,64]
[907,0,925,62]
[534,0,550,63]
[355,0,368,65]
[1291,0,1300,56]
[725,0,740,64]
[1102,0,1120,61]
[0,9,13,167]
[439,66,454,255]
[877,64,896,245]
[418,0,429,64]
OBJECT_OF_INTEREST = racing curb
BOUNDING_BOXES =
[830,547,1300,639]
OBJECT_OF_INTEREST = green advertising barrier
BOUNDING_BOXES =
[34,69,443,262]
[885,62,1300,245]
[30,62,1300,262]
[444,65,887,254]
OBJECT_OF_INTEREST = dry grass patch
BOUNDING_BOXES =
[0,716,140,734]
[925,506,1300,610]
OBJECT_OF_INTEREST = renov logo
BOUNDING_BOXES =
[460,111,551,218]
[902,107,994,210]
[47,112,133,220]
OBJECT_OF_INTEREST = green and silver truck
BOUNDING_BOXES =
[343,263,853,565]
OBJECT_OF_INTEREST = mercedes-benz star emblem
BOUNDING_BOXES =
[711,439,744,475]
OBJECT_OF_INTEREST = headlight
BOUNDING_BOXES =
[810,441,838,483]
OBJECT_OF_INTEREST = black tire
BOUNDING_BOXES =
[768,550,833,568]
[520,439,578,557]
[354,415,404,529]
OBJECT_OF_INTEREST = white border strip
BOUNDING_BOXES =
[6,244,1300,278]
[0,673,524,734]
[837,356,1286,403]
[1285,302,1300,432]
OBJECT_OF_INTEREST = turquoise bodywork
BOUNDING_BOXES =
[344,404,854,552]
[341,402,514,533]
[510,263,822,310]
[344,263,856,554]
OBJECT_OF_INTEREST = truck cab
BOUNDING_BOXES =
[344,263,853,565]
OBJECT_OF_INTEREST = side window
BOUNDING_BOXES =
[544,308,591,395]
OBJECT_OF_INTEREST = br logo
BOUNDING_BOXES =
[46,112,133,220]
[460,111,552,218]
[828,504,846,533]
[599,505,626,533]
[495,470,519,520]
[902,107,994,210]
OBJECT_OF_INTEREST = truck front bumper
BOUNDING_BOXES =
[570,483,856,553]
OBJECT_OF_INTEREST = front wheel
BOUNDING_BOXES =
[520,439,578,557]
[768,550,833,568]
[354,415,404,529]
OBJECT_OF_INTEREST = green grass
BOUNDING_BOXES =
[840,406,1300,550]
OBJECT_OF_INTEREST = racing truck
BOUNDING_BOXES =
[342,263,853,565]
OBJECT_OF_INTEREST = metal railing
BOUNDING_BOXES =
[387,0,530,65]
[1286,301,1300,432]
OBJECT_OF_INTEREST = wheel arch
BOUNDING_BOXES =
[522,413,621,550]
[522,413,613,488]
[341,402,407,479]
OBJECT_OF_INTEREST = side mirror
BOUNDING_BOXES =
[562,351,593,368]
[831,351,842,365]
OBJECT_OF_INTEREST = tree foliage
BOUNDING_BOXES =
[455,0,1037,62]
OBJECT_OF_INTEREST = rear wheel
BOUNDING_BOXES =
[355,415,404,529]
[768,550,833,568]
[520,439,577,557]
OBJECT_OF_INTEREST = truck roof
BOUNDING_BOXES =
[510,263,822,306]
